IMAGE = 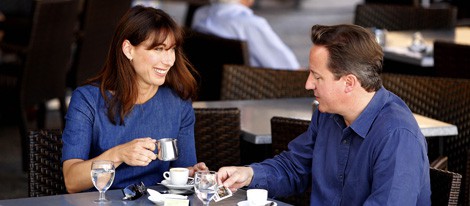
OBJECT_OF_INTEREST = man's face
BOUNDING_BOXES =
[305,45,346,114]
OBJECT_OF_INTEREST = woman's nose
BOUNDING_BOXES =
[162,51,175,66]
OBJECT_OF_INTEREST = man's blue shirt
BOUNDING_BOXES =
[250,87,431,205]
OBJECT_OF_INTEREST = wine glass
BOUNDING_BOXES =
[194,171,217,206]
[91,160,115,203]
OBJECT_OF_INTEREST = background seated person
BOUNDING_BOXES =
[191,0,302,70]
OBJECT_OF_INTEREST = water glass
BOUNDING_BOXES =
[91,160,115,203]
[194,171,217,206]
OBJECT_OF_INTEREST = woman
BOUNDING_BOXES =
[62,6,207,193]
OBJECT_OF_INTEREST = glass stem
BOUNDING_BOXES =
[99,191,105,200]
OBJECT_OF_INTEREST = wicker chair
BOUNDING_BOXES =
[29,129,66,197]
[0,0,79,171]
[381,73,470,205]
[183,29,249,101]
[221,64,310,100]
[430,167,462,206]
[194,108,241,171]
[67,0,131,89]
[434,41,470,79]
[354,3,457,31]
[270,116,311,206]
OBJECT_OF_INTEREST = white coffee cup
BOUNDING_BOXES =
[163,167,189,186]
[247,189,268,206]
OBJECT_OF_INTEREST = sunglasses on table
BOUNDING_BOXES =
[122,181,147,200]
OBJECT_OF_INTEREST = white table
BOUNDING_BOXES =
[0,185,291,206]
[383,27,470,67]
[193,98,458,145]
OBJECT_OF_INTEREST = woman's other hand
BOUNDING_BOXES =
[188,162,209,176]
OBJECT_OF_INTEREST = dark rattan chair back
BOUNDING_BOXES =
[194,108,241,171]
[430,167,462,206]
[270,116,311,206]
[354,3,457,31]
[381,73,470,204]
[21,0,78,111]
[271,116,310,156]
[29,129,66,197]
[221,64,310,100]
[183,29,249,100]
[67,0,131,89]
[434,41,470,79]
[0,0,79,170]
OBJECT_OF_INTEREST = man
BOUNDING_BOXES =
[217,24,431,205]
[191,0,301,70]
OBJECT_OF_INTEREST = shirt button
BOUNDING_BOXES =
[342,140,348,144]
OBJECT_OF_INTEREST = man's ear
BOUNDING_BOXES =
[344,74,357,93]
[122,40,134,61]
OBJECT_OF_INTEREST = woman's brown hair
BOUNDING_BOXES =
[86,6,198,125]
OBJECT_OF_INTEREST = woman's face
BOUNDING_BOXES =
[127,33,176,89]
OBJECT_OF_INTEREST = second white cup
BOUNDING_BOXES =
[247,189,268,205]
[163,167,189,186]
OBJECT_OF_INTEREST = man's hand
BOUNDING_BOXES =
[217,166,254,192]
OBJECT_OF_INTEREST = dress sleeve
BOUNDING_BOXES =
[61,88,95,161]
[364,129,430,205]
[170,100,197,167]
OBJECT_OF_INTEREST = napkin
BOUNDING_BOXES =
[164,199,189,206]
[147,188,188,201]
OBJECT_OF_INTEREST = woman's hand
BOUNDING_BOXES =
[188,162,209,177]
[113,137,157,166]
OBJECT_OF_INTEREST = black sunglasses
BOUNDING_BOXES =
[122,181,147,200]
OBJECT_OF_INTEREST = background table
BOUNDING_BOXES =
[193,98,458,144]
[383,26,470,67]
[193,97,458,163]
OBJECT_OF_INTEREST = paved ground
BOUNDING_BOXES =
[0,0,358,200]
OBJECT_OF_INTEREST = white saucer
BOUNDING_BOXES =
[160,178,194,190]
[237,200,277,206]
